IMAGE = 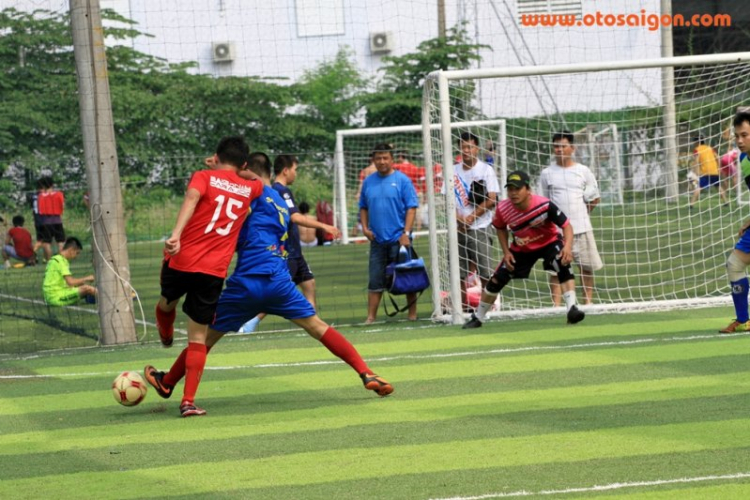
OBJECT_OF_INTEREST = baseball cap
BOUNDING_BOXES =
[505,171,530,188]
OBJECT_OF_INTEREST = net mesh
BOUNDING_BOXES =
[425,58,750,320]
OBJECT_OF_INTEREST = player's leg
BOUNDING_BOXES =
[574,232,603,306]
[291,314,393,396]
[548,274,562,306]
[155,261,182,347]
[2,245,12,268]
[721,244,750,333]
[463,251,529,329]
[544,243,584,324]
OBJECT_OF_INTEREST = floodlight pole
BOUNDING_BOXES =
[70,0,137,344]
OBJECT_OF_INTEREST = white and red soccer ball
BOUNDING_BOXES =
[112,371,148,406]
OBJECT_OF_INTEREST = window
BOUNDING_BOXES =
[517,0,582,18]
[296,0,345,37]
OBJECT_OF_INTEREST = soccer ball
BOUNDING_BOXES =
[112,371,148,407]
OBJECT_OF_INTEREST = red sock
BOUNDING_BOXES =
[155,305,176,328]
[163,344,213,387]
[319,327,370,374]
[182,342,207,405]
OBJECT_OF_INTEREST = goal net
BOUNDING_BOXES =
[424,53,750,323]
[334,121,507,245]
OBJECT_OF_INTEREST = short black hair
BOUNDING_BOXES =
[12,215,24,227]
[458,132,479,146]
[273,154,298,177]
[298,201,310,214]
[63,237,83,251]
[247,152,272,178]
[552,131,575,144]
[371,142,394,158]
[215,136,249,168]
[733,112,750,129]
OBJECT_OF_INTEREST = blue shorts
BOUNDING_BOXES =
[211,273,316,333]
[736,229,750,254]
[699,175,720,189]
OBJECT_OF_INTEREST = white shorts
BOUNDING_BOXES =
[572,231,603,271]
[300,240,317,248]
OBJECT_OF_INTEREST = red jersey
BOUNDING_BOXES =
[167,169,263,278]
[8,227,33,258]
[394,162,426,194]
[492,194,569,253]
[38,190,64,216]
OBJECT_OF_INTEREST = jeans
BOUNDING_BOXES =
[368,240,401,292]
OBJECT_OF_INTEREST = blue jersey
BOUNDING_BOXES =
[359,170,419,244]
[213,185,316,332]
[233,186,290,277]
[272,182,302,259]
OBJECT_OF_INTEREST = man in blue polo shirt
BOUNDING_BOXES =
[360,142,419,323]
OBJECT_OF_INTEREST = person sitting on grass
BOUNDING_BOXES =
[42,237,96,306]
[3,215,36,269]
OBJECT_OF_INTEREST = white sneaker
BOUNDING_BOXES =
[3,261,10,270]
[239,316,261,334]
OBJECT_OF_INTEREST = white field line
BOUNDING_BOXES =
[0,331,745,380]
[428,471,750,499]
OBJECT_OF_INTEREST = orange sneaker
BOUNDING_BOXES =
[361,373,394,397]
[719,319,750,334]
[143,365,173,399]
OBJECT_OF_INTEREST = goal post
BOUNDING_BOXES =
[424,52,750,325]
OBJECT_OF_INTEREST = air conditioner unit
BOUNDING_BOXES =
[212,42,235,63]
[369,32,392,54]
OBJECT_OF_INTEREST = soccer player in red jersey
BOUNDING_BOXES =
[463,171,585,329]
[151,136,263,417]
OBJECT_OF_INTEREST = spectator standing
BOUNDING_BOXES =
[36,177,66,261]
[360,143,419,323]
[539,131,603,306]
[452,132,500,310]
[298,202,318,247]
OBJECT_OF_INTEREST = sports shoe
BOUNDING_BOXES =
[155,306,174,347]
[462,314,483,329]
[719,319,750,334]
[143,365,173,399]
[566,305,585,324]
[361,373,394,397]
[180,402,207,417]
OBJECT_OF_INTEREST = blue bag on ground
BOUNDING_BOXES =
[383,246,430,317]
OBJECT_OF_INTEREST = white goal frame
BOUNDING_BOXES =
[424,52,750,325]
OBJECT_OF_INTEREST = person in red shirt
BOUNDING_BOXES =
[35,177,66,261]
[463,171,585,329]
[152,136,263,417]
[3,215,36,268]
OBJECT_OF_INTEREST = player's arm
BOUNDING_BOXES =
[497,227,514,271]
[290,213,341,239]
[400,208,416,247]
[360,208,374,241]
[64,273,95,287]
[739,219,750,237]
[166,187,201,255]
[559,223,574,266]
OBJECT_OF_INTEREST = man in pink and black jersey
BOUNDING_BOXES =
[463,171,585,329]
[151,136,263,417]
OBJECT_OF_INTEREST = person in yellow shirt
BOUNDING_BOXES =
[690,135,727,209]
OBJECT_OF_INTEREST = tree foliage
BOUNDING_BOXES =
[0,8,483,211]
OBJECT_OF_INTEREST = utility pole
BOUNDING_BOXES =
[438,0,446,38]
[69,0,137,344]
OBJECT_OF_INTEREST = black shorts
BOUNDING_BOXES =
[287,256,314,285]
[159,260,225,324]
[37,224,66,244]
[495,240,573,282]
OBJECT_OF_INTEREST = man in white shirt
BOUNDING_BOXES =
[539,131,603,305]
[453,132,500,310]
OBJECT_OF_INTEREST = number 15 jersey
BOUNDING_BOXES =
[167,169,263,278]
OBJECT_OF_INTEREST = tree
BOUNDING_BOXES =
[364,24,487,127]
